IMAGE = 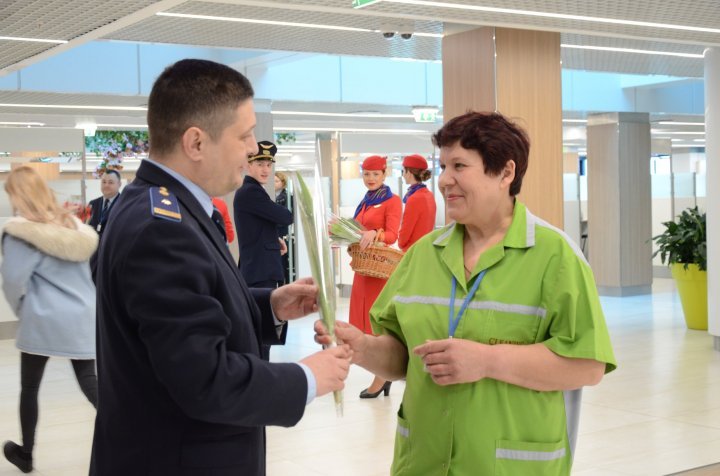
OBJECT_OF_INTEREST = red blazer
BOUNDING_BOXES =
[398,187,436,251]
[212,197,235,244]
[349,194,402,334]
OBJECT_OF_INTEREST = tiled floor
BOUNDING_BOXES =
[1,279,719,475]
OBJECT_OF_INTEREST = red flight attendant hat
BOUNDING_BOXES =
[361,155,387,171]
[402,154,428,170]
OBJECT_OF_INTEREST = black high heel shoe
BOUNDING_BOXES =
[359,381,391,399]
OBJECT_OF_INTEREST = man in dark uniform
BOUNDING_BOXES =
[87,169,121,236]
[90,59,350,476]
[234,141,293,288]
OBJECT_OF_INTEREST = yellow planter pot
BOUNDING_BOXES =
[670,263,708,330]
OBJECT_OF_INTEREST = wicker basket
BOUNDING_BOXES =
[348,243,404,279]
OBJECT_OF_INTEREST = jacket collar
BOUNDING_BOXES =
[431,201,533,291]
[2,217,98,262]
[136,160,239,277]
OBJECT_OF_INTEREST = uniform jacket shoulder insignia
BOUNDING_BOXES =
[149,187,182,222]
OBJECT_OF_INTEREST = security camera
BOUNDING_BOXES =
[400,32,413,40]
[382,31,395,39]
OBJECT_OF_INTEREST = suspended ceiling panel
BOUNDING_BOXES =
[277,0,720,44]
[2,0,715,77]
[105,2,443,61]
[0,0,161,71]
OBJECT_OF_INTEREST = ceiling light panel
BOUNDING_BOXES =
[0,90,150,120]
[0,0,160,71]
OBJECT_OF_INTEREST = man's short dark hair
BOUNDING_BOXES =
[147,59,255,157]
[104,170,121,181]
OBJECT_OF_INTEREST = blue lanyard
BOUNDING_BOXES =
[448,269,487,338]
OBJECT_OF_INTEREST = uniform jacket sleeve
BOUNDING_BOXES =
[235,183,293,227]
[0,235,43,317]
[380,195,402,245]
[87,197,101,229]
[115,218,305,427]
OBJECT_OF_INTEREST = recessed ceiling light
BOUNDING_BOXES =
[96,123,148,128]
[0,103,147,111]
[0,35,67,44]
[651,130,705,135]
[274,126,431,133]
[561,44,703,59]
[656,121,705,126]
[562,119,587,123]
[272,110,414,119]
[0,121,45,126]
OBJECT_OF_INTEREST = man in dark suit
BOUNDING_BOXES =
[234,141,293,289]
[90,59,350,476]
[87,169,121,236]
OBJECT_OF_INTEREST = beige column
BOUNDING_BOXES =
[587,112,652,296]
[442,27,563,227]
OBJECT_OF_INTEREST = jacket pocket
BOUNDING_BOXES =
[391,405,412,472]
[494,439,568,476]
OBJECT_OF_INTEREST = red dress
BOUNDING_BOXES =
[349,194,402,334]
[398,187,436,252]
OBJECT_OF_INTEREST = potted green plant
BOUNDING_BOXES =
[652,206,707,330]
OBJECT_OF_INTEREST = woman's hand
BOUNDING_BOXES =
[358,229,378,250]
[314,320,367,363]
[413,338,487,386]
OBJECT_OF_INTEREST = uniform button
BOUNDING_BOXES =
[443,410,449,416]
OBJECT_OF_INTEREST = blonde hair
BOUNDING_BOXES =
[275,171,287,188]
[5,166,76,229]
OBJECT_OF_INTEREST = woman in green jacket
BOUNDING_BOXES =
[317,111,616,475]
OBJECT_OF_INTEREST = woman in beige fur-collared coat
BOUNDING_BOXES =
[1,166,99,474]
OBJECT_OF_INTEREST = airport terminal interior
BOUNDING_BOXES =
[1,1,719,475]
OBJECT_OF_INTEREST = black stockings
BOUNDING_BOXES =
[18,352,97,453]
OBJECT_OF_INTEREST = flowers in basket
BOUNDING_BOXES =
[328,216,365,246]
[329,215,404,280]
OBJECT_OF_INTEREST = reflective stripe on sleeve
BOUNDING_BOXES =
[397,423,409,438]
[394,296,547,318]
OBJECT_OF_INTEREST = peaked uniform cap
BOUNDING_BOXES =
[248,141,277,162]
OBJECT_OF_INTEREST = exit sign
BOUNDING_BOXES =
[352,0,382,8]
[412,108,438,123]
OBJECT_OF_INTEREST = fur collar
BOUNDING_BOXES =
[2,216,98,262]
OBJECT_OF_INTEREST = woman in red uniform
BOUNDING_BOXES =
[398,154,436,252]
[349,155,402,398]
